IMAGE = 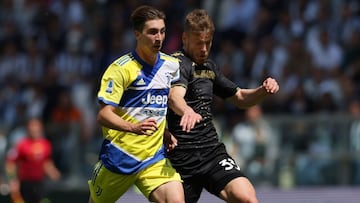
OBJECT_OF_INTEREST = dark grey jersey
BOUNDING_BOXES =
[167,50,238,149]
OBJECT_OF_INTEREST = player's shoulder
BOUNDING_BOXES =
[171,50,185,61]
[160,52,179,63]
[113,52,136,67]
[205,58,217,68]
[40,137,52,146]
[105,52,138,74]
[171,50,193,67]
[171,50,184,58]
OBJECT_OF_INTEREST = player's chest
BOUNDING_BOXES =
[131,68,173,89]
[187,68,215,98]
[20,142,48,161]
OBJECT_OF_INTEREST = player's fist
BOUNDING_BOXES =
[262,77,279,94]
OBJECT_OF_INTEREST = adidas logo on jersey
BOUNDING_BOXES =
[136,78,146,86]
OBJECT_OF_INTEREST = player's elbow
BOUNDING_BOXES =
[97,112,107,126]
[168,93,178,109]
[168,96,175,109]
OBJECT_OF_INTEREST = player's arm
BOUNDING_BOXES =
[5,147,19,182]
[227,77,279,109]
[97,103,158,136]
[5,160,17,182]
[5,152,22,202]
[44,159,61,181]
[168,85,202,132]
[163,129,177,151]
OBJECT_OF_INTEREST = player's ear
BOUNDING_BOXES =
[134,30,141,39]
[182,32,187,44]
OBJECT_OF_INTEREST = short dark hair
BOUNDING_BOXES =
[130,5,166,32]
[184,9,215,34]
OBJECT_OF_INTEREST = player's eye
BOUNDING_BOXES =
[148,28,165,36]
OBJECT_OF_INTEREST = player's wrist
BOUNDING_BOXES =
[259,85,269,95]
[183,106,195,114]
[127,122,137,133]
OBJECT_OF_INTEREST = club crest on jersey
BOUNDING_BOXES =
[165,72,172,85]
[105,80,114,93]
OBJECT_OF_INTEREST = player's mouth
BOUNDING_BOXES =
[154,44,161,50]
[198,54,207,60]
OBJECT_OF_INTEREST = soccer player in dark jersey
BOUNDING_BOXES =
[166,9,279,203]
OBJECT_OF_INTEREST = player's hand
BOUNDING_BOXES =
[8,179,20,194]
[132,118,158,136]
[262,77,279,94]
[49,167,61,181]
[180,109,202,132]
[163,129,177,152]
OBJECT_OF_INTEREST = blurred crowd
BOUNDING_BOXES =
[0,0,360,188]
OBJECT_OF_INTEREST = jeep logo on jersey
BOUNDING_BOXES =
[141,93,168,107]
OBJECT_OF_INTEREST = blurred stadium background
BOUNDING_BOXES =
[0,0,360,202]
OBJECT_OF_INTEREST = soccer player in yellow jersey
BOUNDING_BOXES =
[88,5,184,203]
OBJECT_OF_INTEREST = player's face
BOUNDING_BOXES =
[135,19,165,55]
[183,31,213,64]
[27,119,44,139]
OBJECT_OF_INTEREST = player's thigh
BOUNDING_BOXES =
[136,158,183,202]
[151,180,184,203]
[88,161,136,203]
[204,152,246,196]
[220,177,258,203]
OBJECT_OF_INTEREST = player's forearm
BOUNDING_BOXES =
[5,162,18,182]
[168,95,193,116]
[97,106,135,132]
[230,86,269,109]
[44,160,61,181]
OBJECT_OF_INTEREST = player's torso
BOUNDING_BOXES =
[18,138,50,180]
[168,52,219,149]
[99,52,179,162]
[20,138,50,162]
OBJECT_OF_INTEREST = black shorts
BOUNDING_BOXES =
[168,143,246,202]
[20,181,45,203]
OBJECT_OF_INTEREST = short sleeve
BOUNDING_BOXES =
[97,63,127,107]
[210,60,238,99]
[171,56,193,89]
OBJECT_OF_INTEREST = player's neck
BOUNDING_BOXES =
[136,47,158,66]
